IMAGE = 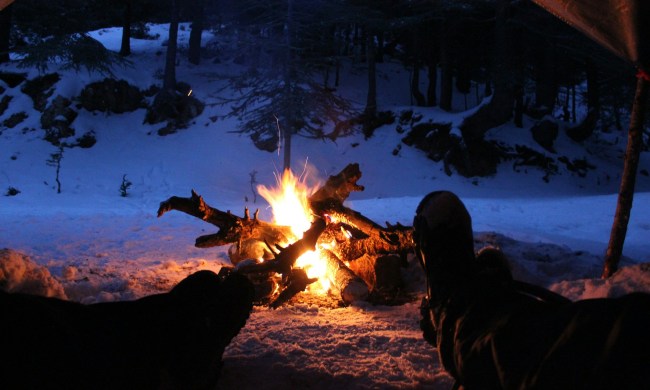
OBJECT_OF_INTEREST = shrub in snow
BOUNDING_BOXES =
[130,22,159,40]
[41,95,78,144]
[46,145,64,193]
[2,112,28,129]
[0,72,27,88]
[0,248,66,299]
[530,117,559,152]
[21,73,60,112]
[5,186,20,196]
[144,86,205,128]
[74,131,97,148]
[0,94,12,116]
[78,78,146,114]
[120,174,132,197]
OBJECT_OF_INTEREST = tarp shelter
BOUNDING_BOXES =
[0,0,14,11]
[531,0,650,278]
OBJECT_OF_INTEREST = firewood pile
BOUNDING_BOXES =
[157,163,416,307]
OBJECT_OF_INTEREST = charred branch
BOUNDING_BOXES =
[269,269,318,309]
[236,218,327,278]
[320,222,414,262]
[157,189,292,248]
[236,219,327,307]
[309,164,415,260]
[331,228,413,262]
[309,163,365,206]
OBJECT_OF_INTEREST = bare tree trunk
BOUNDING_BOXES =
[423,19,439,107]
[119,0,131,57]
[353,24,361,63]
[458,0,514,144]
[411,62,426,106]
[335,59,340,87]
[586,58,600,117]
[439,20,453,112]
[427,62,437,106]
[188,0,204,65]
[359,25,367,62]
[0,3,12,63]
[572,85,576,122]
[364,29,377,118]
[283,123,292,172]
[375,30,384,63]
[513,25,524,128]
[282,0,294,172]
[534,43,557,114]
[514,87,524,127]
[163,0,179,91]
[602,76,649,278]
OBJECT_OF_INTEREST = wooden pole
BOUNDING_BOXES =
[602,74,649,278]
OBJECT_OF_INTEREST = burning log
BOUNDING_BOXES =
[157,189,292,248]
[236,218,326,278]
[322,249,369,304]
[235,218,326,307]
[269,269,318,309]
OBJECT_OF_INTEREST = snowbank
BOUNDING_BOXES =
[0,248,66,298]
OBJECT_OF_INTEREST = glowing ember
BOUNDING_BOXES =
[257,169,330,292]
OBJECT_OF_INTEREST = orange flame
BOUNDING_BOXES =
[257,169,330,292]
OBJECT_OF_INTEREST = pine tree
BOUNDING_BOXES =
[219,0,354,171]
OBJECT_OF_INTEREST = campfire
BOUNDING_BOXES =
[256,168,330,293]
[157,163,415,307]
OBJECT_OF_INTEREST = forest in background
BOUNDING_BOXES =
[0,0,643,176]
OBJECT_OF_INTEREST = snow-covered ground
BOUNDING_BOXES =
[1,24,650,389]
